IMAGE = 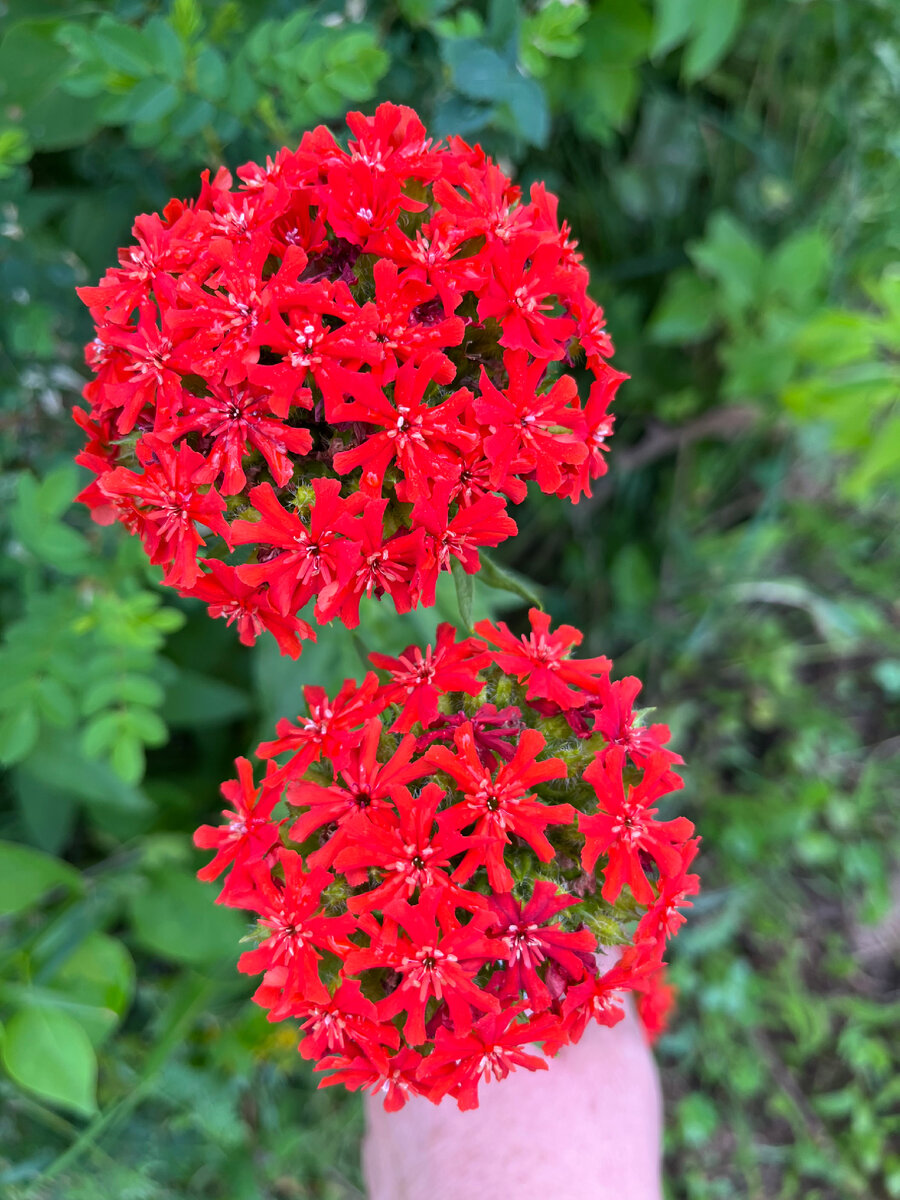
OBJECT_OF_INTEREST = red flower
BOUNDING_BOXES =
[425,724,571,891]
[344,888,499,1046]
[329,354,475,498]
[580,747,694,904]
[475,607,611,709]
[179,560,314,658]
[98,438,231,589]
[333,782,479,916]
[418,1007,560,1110]
[192,608,698,1109]
[474,350,587,494]
[285,718,423,868]
[295,980,399,1071]
[231,851,356,1007]
[256,673,382,779]
[194,756,284,895]
[174,382,312,494]
[316,1046,423,1112]
[370,622,489,732]
[75,104,622,654]
[486,881,596,1009]
[231,479,361,617]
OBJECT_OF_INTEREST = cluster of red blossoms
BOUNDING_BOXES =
[74,103,625,657]
[195,610,699,1111]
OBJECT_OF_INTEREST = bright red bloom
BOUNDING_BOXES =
[193,610,698,1110]
[486,882,596,1009]
[370,622,490,732]
[286,719,423,868]
[344,889,499,1047]
[193,757,284,897]
[328,354,475,498]
[98,438,231,589]
[257,672,382,779]
[179,559,314,657]
[425,724,571,891]
[580,747,694,904]
[316,1046,423,1112]
[75,103,621,655]
[417,1007,560,1110]
[475,607,611,709]
[173,382,313,494]
[334,783,479,917]
[474,351,586,493]
[232,851,356,1008]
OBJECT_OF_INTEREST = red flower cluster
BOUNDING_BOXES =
[74,103,625,658]
[195,610,699,1110]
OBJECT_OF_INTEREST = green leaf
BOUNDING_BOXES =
[652,0,703,57]
[194,46,228,101]
[162,668,249,728]
[0,704,39,766]
[90,17,157,77]
[477,552,543,611]
[503,76,549,147]
[648,269,718,343]
[585,1,652,66]
[51,933,135,1043]
[689,211,764,315]
[121,78,180,124]
[521,0,587,75]
[444,40,511,102]
[128,872,247,966]
[765,230,830,310]
[452,559,474,631]
[24,735,154,839]
[0,20,70,107]
[12,770,79,855]
[0,840,82,917]
[682,0,743,80]
[1,1007,98,1116]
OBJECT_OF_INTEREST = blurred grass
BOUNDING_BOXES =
[0,2,898,1198]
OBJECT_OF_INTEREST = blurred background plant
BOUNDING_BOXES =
[0,1,898,1197]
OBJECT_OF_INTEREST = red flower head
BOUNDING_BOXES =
[194,610,699,1109]
[74,104,625,655]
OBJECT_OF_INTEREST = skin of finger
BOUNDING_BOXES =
[361,999,664,1200]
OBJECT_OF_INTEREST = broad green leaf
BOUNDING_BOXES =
[585,1,652,66]
[1,1006,97,1116]
[689,211,764,315]
[444,40,511,102]
[766,230,830,310]
[0,20,70,107]
[0,704,39,766]
[683,0,743,80]
[52,933,135,1043]
[90,17,157,77]
[652,0,703,57]
[129,872,247,966]
[24,734,154,839]
[194,47,228,101]
[502,75,549,146]
[648,269,718,343]
[120,78,180,125]
[12,770,79,855]
[0,840,81,917]
[162,668,249,728]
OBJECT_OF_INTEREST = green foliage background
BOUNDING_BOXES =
[0,1,898,1196]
